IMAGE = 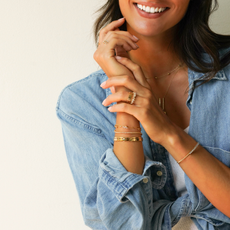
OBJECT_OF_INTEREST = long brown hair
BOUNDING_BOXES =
[93,0,230,81]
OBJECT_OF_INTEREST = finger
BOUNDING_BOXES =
[99,37,138,57]
[100,75,146,96]
[99,18,126,42]
[111,30,139,57]
[102,91,142,106]
[104,34,139,50]
[109,31,139,43]
[110,86,115,94]
[115,56,150,89]
[105,32,139,49]
[108,103,141,119]
[115,46,130,58]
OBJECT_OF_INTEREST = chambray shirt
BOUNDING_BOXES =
[56,48,230,230]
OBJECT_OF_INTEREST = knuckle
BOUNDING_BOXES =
[124,44,132,52]
[93,51,99,61]
[121,103,128,110]
[107,31,113,36]
[143,98,151,107]
[145,89,152,99]
[120,91,127,98]
[122,75,131,84]
[133,65,141,72]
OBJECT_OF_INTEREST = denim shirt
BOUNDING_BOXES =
[56,48,230,230]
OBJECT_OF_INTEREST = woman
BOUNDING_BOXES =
[56,0,230,229]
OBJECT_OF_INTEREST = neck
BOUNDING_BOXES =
[127,25,181,79]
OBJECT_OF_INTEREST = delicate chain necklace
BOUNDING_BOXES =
[145,63,183,80]
[157,65,183,114]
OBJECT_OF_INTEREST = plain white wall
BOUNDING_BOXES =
[0,1,229,230]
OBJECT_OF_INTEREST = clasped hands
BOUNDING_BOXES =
[93,18,175,146]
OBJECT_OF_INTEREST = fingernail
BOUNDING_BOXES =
[108,107,112,111]
[100,81,106,87]
[118,17,125,21]
[115,56,122,60]
[132,35,139,40]
[135,43,139,48]
[102,99,106,105]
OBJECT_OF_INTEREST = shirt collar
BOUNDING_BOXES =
[188,47,229,82]
[188,68,227,82]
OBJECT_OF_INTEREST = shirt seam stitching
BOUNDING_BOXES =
[57,108,105,137]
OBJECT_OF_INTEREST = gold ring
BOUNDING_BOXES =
[127,92,133,103]
[103,40,109,44]
[130,92,137,105]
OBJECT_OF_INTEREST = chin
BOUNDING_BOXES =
[127,21,168,38]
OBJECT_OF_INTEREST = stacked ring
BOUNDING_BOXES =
[127,92,137,105]
[127,92,133,103]
[130,92,137,105]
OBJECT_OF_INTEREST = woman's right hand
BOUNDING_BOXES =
[93,18,140,84]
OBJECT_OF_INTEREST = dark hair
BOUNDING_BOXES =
[93,0,230,82]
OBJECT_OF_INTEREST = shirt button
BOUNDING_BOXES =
[157,171,163,176]
[143,178,149,183]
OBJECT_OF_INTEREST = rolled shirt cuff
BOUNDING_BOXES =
[99,148,167,202]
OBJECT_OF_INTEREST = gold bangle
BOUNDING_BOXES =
[114,137,143,142]
[177,142,200,164]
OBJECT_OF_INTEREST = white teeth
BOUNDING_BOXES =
[136,4,166,14]
[137,4,143,10]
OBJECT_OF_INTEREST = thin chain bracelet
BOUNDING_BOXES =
[114,125,141,131]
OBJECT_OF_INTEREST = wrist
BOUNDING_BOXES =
[116,112,140,128]
[161,123,198,162]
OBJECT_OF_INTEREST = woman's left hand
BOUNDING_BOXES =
[101,56,175,145]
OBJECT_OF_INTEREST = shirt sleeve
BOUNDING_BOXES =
[56,90,167,230]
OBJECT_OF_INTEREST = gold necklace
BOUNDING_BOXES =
[157,66,183,114]
[145,63,183,80]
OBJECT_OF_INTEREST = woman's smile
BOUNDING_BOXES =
[119,0,190,37]
[134,3,169,19]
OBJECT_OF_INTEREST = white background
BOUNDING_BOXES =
[1,1,230,230]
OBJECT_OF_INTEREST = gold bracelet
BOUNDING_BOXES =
[114,131,142,134]
[114,125,141,131]
[177,142,200,164]
[114,137,143,142]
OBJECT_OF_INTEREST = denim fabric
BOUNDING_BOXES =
[56,47,230,230]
